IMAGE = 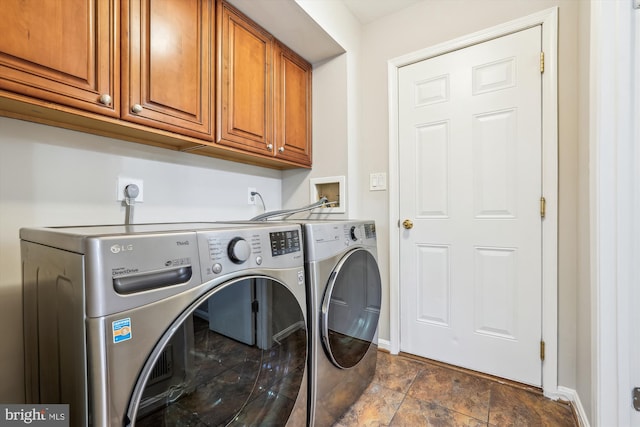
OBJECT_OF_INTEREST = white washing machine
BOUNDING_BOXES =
[21,222,308,426]
[300,220,382,427]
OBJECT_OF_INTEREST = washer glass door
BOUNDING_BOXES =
[321,249,382,369]
[127,277,307,426]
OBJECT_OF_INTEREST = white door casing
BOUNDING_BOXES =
[388,7,558,395]
[590,1,640,424]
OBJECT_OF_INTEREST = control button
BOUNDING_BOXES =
[228,237,251,264]
[255,256,263,265]
[350,226,361,241]
[212,263,222,274]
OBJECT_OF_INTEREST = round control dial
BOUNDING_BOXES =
[350,226,361,241]
[228,237,251,264]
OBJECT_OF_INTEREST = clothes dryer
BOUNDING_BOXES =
[21,222,307,426]
[301,220,382,427]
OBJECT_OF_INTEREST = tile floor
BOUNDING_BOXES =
[335,351,578,427]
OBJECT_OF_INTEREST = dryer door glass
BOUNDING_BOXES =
[321,249,382,369]
[127,278,307,426]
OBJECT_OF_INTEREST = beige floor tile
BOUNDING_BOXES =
[333,382,405,427]
[373,351,425,394]
[390,395,487,427]
[488,382,575,427]
[334,352,578,427]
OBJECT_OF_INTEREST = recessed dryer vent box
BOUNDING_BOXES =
[310,176,345,214]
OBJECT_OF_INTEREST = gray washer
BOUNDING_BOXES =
[21,222,308,426]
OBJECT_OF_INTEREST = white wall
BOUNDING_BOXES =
[0,116,283,402]
[283,0,360,214]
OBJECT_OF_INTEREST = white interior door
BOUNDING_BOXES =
[398,26,543,386]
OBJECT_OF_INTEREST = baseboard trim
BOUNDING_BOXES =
[554,386,590,427]
[377,338,391,352]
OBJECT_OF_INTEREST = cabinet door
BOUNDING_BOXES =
[0,0,118,116]
[217,0,273,155]
[274,42,312,167]
[122,0,213,140]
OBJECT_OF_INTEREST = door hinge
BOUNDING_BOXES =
[540,51,545,73]
[540,197,546,219]
[540,340,546,361]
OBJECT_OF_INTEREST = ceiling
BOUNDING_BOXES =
[226,0,425,64]
[341,0,424,25]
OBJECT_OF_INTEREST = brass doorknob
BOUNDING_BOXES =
[402,219,413,229]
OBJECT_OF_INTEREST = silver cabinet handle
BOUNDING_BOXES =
[278,147,285,153]
[266,144,273,151]
[98,94,112,105]
[131,104,143,114]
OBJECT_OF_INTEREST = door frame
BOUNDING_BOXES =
[590,1,639,424]
[387,7,559,396]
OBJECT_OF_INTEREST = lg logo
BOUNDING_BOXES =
[110,244,134,254]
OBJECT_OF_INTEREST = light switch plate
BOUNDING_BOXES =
[370,173,387,191]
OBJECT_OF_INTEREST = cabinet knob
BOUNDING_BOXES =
[266,144,273,151]
[131,104,143,114]
[98,94,112,105]
[278,147,285,153]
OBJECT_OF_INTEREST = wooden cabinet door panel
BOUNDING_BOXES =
[0,0,118,116]
[274,42,311,166]
[122,0,213,139]
[218,1,273,154]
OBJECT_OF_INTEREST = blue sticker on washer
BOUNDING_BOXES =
[112,318,132,343]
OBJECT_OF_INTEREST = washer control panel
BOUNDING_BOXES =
[269,229,301,256]
[198,224,303,279]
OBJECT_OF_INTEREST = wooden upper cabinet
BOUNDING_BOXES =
[122,0,213,140]
[217,0,274,155]
[274,42,312,167]
[0,0,118,116]
[0,0,311,169]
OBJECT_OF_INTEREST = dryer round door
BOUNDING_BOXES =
[126,277,307,426]
[321,248,382,369]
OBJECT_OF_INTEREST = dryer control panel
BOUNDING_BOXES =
[303,221,377,262]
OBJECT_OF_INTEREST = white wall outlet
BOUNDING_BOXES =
[117,177,144,202]
[248,187,256,205]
